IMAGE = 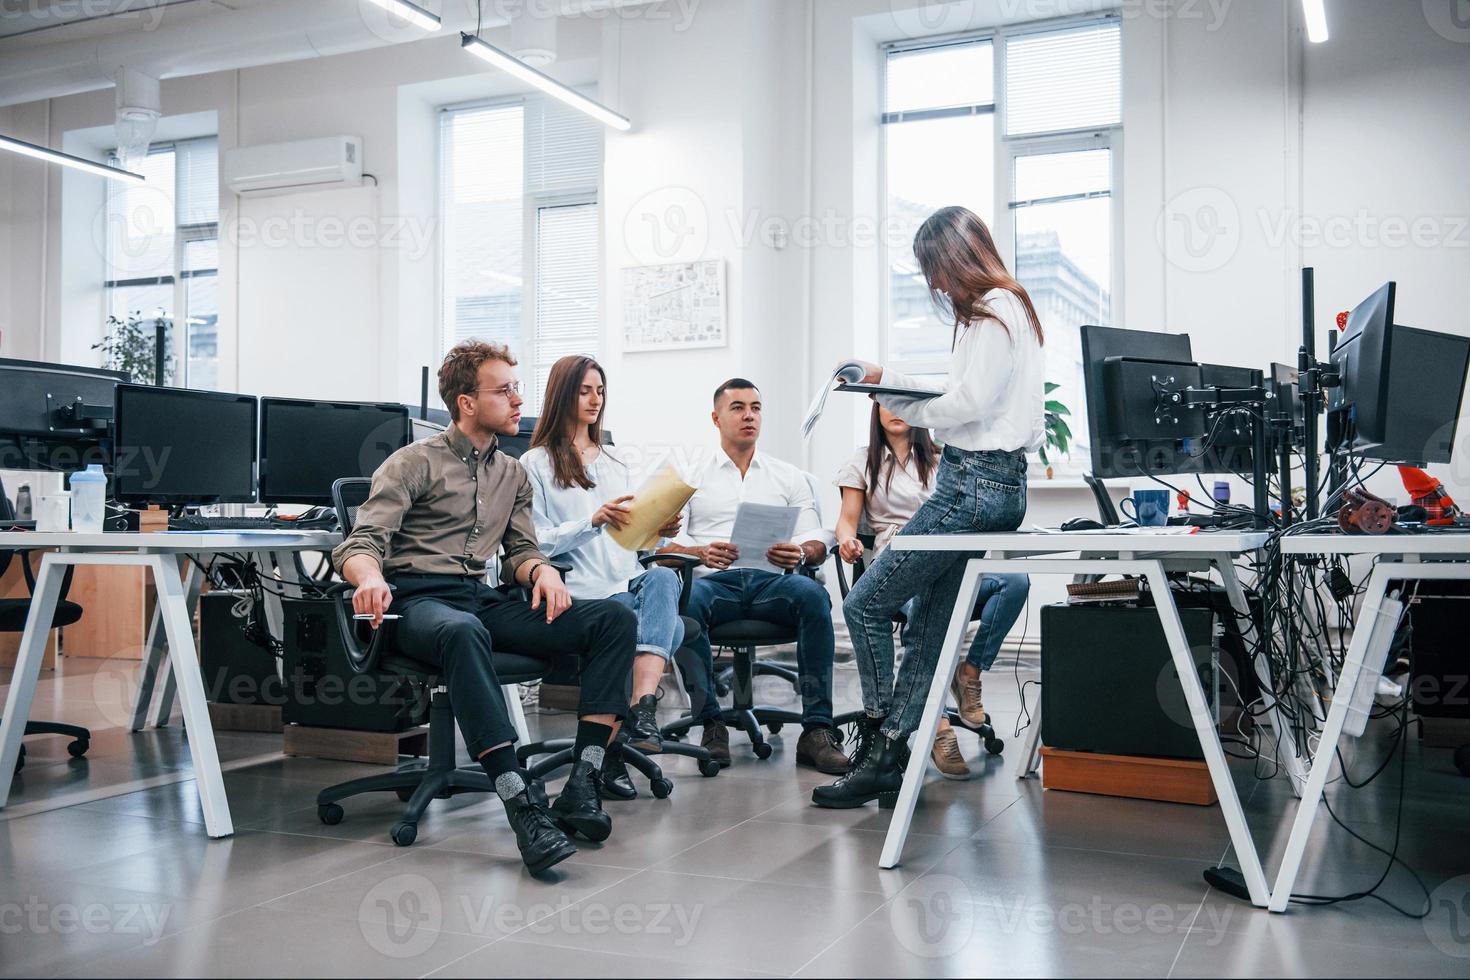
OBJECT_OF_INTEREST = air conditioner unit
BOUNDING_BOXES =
[223,136,363,197]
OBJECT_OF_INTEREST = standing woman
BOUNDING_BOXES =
[832,404,1029,782]
[813,205,1044,809]
[521,356,685,795]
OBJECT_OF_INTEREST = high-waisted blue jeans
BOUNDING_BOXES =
[845,445,1028,741]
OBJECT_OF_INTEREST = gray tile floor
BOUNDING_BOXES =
[2,648,1468,978]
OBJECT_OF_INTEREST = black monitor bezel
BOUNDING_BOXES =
[112,383,259,506]
[258,397,412,506]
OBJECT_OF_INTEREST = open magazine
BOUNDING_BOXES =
[801,361,940,438]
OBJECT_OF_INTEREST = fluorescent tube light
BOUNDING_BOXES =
[0,134,146,184]
[364,0,441,32]
[1302,0,1329,43]
[460,33,632,132]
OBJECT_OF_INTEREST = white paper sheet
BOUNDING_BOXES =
[730,502,800,572]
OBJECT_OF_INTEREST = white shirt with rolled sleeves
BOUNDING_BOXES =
[877,287,1045,454]
[676,448,834,577]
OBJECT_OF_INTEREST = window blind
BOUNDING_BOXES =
[1005,22,1121,136]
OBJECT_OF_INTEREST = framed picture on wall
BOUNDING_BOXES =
[621,259,727,352]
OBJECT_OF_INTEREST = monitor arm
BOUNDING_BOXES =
[49,395,114,432]
[1152,381,1273,530]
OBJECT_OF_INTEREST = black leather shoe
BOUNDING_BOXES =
[625,694,663,753]
[844,715,884,774]
[599,742,638,801]
[811,733,906,809]
[502,790,578,874]
[701,718,731,768]
[551,759,614,842]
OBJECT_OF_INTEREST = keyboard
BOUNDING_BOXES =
[168,515,334,532]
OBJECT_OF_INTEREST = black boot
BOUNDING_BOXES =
[551,759,614,842]
[810,733,906,809]
[599,740,638,801]
[502,789,578,874]
[625,694,663,753]
[844,714,885,774]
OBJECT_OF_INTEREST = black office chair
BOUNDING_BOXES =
[833,531,1004,757]
[313,477,553,847]
[657,554,863,761]
[0,482,90,775]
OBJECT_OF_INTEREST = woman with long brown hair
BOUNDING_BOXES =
[833,402,1030,782]
[814,206,1044,809]
[522,355,685,796]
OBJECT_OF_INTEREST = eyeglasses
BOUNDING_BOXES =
[473,381,522,398]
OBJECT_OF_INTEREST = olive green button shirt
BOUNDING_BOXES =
[330,425,544,585]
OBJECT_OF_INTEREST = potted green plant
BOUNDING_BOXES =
[1038,382,1073,480]
[95,311,175,385]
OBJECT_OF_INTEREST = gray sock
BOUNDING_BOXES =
[495,770,527,801]
[580,744,606,770]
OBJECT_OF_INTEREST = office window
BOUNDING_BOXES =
[882,20,1120,478]
[440,96,602,414]
[104,137,220,389]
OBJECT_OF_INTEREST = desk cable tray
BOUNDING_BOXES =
[1065,578,1142,604]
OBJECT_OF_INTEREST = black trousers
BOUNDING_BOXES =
[390,574,636,757]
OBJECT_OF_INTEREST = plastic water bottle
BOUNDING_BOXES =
[15,484,31,521]
[70,465,107,533]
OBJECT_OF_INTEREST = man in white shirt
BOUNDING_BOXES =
[658,379,850,774]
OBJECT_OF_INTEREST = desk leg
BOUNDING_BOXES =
[136,558,204,731]
[0,555,67,807]
[1144,562,1270,908]
[1268,564,1394,912]
[148,553,233,838]
[1215,556,1306,797]
[879,559,984,869]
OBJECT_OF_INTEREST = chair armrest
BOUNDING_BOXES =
[639,552,700,613]
[330,583,396,675]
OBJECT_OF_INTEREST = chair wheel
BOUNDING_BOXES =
[698,758,721,777]
[752,741,773,760]
[390,822,418,847]
[396,787,415,802]
[13,744,24,774]
[715,683,731,698]
[67,738,89,759]
[650,777,674,799]
[985,737,1005,756]
[317,803,344,825]
[767,722,783,735]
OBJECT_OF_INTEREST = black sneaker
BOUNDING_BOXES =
[550,759,613,842]
[625,694,663,753]
[501,790,578,874]
[599,741,638,801]
[701,718,731,768]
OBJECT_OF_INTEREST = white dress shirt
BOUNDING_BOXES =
[520,446,645,600]
[877,287,1045,454]
[676,448,832,576]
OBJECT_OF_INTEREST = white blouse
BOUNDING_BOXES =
[520,446,645,600]
[877,287,1045,454]
[833,446,932,552]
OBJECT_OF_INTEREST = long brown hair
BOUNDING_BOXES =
[530,355,606,490]
[866,403,936,498]
[914,206,1044,347]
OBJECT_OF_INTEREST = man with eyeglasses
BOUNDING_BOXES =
[332,340,636,876]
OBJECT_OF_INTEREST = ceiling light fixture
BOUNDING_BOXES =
[1302,0,1329,43]
[363,0,442,32]
[0,134,146,184]
[460,32,632,132]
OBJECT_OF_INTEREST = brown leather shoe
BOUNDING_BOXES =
[950,668,986,728]
[701,719,731,768]
[796,726,851,774]
[930,719,970,780]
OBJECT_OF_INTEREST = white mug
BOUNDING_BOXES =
[35,493,72,532]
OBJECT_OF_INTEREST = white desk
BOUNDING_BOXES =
[0,530,338,838]
[1268,531,1470,911]
[878,529,1302,910]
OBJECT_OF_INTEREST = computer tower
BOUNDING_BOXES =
[1041,603,1218,760]
[280,596,427,733]
[200,591,284,706]
[1404,582,1470,720]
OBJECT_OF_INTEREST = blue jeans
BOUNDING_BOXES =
[845,446,1028,741]
[607,567,686,660]
[683,568,835,728]
[900,573,1029,670]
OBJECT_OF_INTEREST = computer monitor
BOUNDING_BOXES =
[1080,325,1203,479]
[1193,363,1261,473]
[0,358,127,473]
[259,398,412,505]
[112,384,258,506]
[1327,282,1470,465]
